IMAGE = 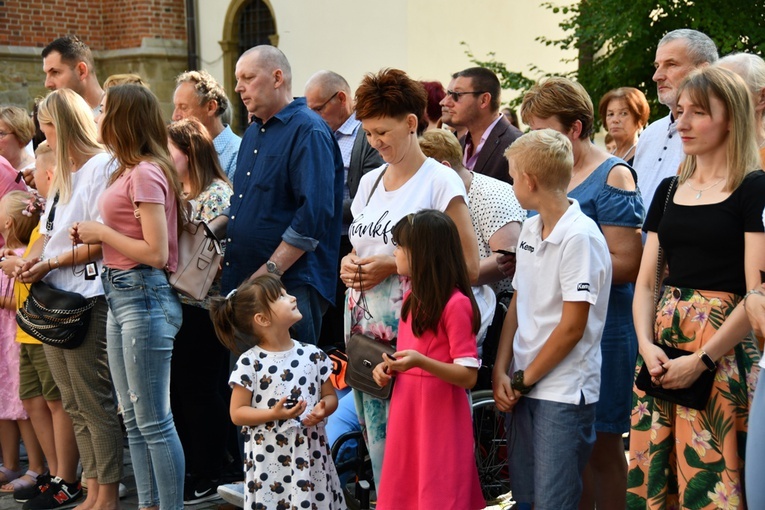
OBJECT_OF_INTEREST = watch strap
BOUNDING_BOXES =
[697,350,716,372]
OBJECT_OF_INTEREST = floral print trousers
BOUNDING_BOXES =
[627,287,760,510]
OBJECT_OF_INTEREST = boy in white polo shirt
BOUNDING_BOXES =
[492,129,612,510]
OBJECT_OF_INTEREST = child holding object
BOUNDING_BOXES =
[209,275,344,509]
[373,209,485,510]
[492,129,612,510]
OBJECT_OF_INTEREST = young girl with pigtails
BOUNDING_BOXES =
[209,274,345,509]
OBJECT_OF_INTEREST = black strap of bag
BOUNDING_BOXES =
[654,177,677,307]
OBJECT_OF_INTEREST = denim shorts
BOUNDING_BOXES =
[507,395,596,510]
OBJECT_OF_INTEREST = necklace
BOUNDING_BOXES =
[610,142,636,161]
[685,177,725,199]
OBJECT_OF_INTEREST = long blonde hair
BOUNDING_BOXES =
[677,67,760,192]
[37,89,103,203]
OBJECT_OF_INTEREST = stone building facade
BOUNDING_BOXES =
[0,0,189,116]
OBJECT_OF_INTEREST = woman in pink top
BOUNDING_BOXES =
[73,84,186,510]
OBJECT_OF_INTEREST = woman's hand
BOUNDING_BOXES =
[340,254,396,291]
[745,288,765,337]
[17,259,51,284]
[0,256,20,278]
[302,400,329,427]
[497,252,517,279]
[71,221,104,245]
[639,342,671,386]
[271,397,307,421]
[660,354,706,389]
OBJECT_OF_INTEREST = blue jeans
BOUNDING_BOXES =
[508,395,596,510]
[102,266,185,509]
[747,369,765,508]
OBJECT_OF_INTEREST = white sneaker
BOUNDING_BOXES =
[216,482,244,508]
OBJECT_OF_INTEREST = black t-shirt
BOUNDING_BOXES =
[644,170,765,296]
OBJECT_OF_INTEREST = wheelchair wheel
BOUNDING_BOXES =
[331,430,374,510]
[471,389,512,504]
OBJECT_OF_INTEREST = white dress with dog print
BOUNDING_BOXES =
[229,341,345,509]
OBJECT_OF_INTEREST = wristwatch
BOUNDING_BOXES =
[697,350,717,372]
[511,370,535,395]
[266,260,283,277]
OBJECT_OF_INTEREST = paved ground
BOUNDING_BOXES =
[0,446,519,509]
[0,447,237,510]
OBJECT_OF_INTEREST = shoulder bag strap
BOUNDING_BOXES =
[654,177,678,307]
[365,164,388,207]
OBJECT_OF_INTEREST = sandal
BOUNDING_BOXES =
[0,466,24,485]
[0,469,38,492]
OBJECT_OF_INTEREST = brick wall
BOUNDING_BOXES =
[0,0,186,50]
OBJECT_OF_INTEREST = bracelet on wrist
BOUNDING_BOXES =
[744,288,764,311]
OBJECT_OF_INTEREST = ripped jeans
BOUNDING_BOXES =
[102,266,184,509]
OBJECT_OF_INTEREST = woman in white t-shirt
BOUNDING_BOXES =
[17,89,124,509]
[339,69,479,487]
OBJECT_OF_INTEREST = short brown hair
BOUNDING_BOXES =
[355,68,427,120]
[521,77,594,140]
[418,129,463,169]
[504,129,573,192]
[598,87,650,130]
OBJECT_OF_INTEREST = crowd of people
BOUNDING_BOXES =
[0,26,764,510]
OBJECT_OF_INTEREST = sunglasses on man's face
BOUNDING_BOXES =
[445,90,488,102]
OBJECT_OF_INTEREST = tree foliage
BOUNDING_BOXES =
[467,0,765,125]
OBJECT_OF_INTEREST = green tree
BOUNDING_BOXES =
[468,0,765,125]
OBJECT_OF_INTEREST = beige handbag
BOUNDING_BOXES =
[168,201,222,300]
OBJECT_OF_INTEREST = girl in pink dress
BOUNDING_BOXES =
[372,209,485,509]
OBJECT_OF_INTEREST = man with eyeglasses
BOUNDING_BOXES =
[440,67,522,185]
[304,70,383,348]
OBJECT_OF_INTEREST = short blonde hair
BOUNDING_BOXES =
[34,140,55,171]
[418,129,463,169]
[103,73,149,90]
[0,106,35,146]
[677,66,760,192]
[521,77,594,140]
[504,129,573,191]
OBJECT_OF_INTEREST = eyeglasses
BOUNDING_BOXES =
[311,91,339,113]
[0,131,12,139]
[446,90,489,102]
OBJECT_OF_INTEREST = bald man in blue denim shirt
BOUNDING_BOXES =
[221,45,343,345]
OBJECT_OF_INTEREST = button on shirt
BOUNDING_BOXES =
[632,114,684,211]
[213,124,242,181]
[221,98,344,303]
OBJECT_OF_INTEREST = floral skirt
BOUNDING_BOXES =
[627,287,760,510]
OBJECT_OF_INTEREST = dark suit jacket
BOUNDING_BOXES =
[461,115,522,185]
[344,127,384,224]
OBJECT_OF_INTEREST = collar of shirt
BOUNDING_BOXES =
[336,111,360,137]
[464,114,504,169]
[253,97,305,126]
[527,199,582,246]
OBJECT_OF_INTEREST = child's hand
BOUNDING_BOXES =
[0,256,19,277]
[373,361,392,387]
[493,372,521,412]
[272,397,306,421]
[302,400,328,427]
[385,350,422,373]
